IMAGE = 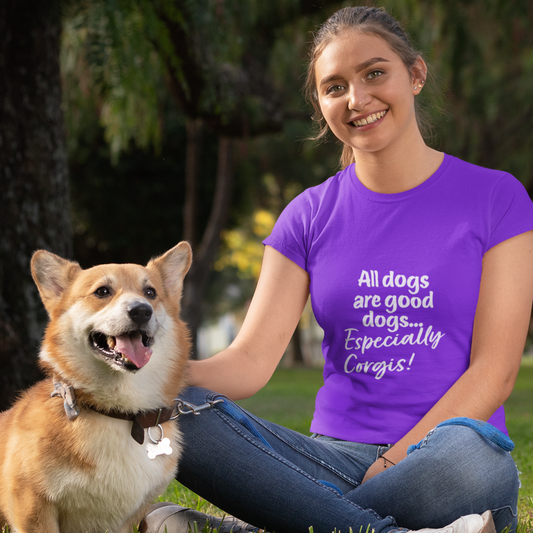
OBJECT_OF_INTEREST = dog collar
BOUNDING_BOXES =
[51,380,174,445]
[93,405,175,445]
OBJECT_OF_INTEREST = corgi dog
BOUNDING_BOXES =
[0,242,192,533]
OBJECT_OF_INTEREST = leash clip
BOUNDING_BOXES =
[171,398,224,419]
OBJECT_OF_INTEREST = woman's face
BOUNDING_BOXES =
[314,30,424,157]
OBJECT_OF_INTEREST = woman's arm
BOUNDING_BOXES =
[186,245,310,400]
[363,230,533,482]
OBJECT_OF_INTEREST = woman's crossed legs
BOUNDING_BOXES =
[175,387,519,533]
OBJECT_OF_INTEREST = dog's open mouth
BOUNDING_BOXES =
[90,331,153,371]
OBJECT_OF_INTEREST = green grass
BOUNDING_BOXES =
[236,366,323,432]
[163,361,533,532]
[505,357,533,530]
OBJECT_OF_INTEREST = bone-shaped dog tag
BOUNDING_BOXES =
[146,437,173,459]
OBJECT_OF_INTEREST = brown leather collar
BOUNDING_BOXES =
[51,379,174,445]
[91,405,175,445]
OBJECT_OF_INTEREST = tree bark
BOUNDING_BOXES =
[183,136,234,357]
[0,0,71,410]
[183,118,203,246]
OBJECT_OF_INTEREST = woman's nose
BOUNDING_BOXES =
[348,85,371,111]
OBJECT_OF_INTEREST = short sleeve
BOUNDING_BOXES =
[487,174,533,252]
[262,193,311,271]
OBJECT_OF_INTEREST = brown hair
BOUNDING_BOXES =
[304,6,433,169]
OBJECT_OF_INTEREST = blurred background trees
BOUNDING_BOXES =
[1,0,533,408]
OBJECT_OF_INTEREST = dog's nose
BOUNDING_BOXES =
[128,303,153,325]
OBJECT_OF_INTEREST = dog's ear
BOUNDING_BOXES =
[31,250,82,313]
[147,241,192,297]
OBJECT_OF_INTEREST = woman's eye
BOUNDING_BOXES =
[95,286,111,298]
[367,70,383,80]
[326,84,344,95]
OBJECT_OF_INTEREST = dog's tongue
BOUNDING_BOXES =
[115,332,152,368]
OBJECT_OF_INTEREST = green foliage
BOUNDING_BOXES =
[381,0,533,183]
[62,0,172,161]
[61,0,310,161]
[61,0,335,275]
[64,0,533,185]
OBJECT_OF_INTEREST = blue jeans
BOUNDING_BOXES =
[175,387,519,533]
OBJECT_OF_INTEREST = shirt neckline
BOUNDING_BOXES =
[349,153,452,203]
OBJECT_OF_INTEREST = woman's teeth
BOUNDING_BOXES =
[351,110,387,127]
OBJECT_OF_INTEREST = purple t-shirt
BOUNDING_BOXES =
[264,154,533,444]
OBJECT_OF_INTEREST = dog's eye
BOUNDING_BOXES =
[144,287,157,299]
[95,286,111,298]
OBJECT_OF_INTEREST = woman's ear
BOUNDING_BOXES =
[411,56,428,91]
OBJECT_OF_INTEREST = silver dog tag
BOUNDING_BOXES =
[146,437,173,459]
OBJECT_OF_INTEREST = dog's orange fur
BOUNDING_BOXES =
[0,242,192,533]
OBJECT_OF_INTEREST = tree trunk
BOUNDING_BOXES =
[183,118,203,246]
[182,136,234,357]
[290,323,306,366]
[0,0,71,410]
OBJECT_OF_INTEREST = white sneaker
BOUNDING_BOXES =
[411,511,496,533]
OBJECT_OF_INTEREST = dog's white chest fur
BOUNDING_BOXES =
[47,415,180,533]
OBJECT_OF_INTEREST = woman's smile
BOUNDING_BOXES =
[348,109,388,128]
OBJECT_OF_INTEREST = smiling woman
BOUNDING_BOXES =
[313,32,424,172]
[141,6,533,533]
[304,7,433,172]
[303,11,443,195]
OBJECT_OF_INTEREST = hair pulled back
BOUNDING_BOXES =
[305,6,431,168]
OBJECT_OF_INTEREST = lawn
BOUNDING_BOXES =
[504,357,533,525]
[163,359,533,532]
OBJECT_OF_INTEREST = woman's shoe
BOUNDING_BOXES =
[139,502,264,533]
[410,511,496,533]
